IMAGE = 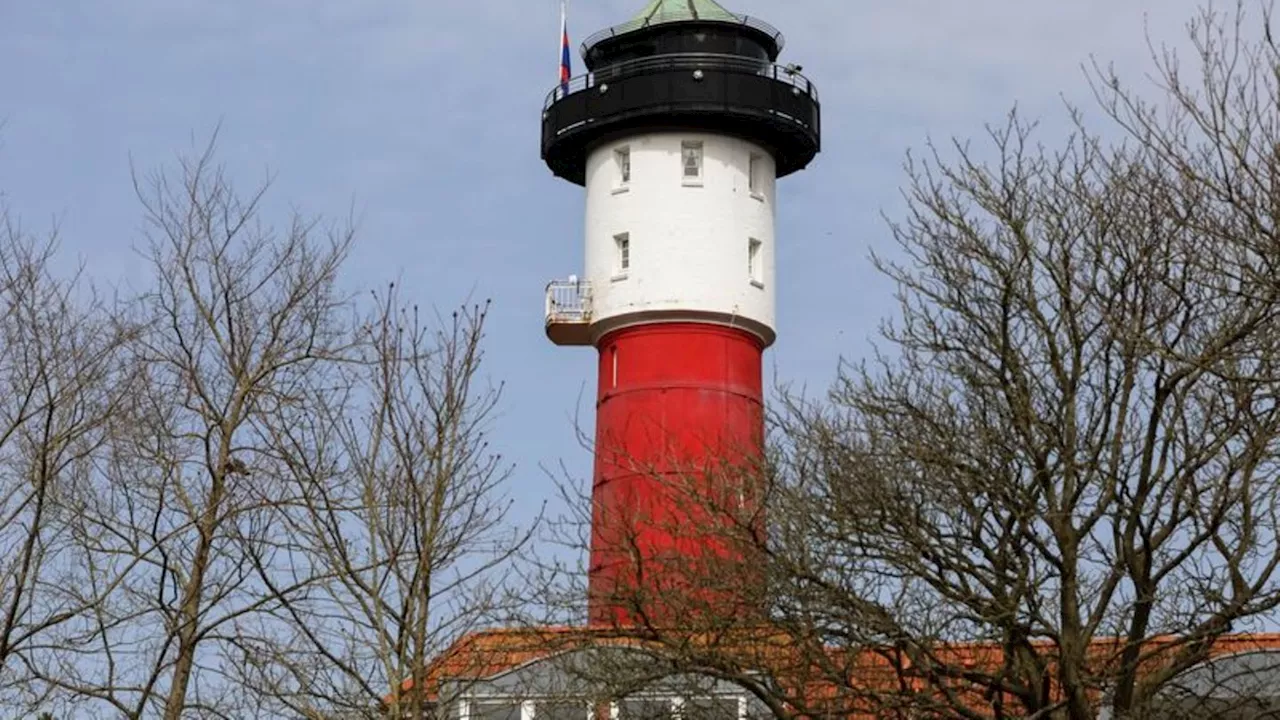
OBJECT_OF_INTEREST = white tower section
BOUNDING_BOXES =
[582,131,778,346]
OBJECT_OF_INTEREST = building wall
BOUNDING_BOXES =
[582,132,778,345]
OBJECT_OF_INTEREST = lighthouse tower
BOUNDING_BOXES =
[542,0,820,627]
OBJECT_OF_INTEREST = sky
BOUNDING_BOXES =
[0,0,1212,534]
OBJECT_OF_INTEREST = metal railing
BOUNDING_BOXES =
[546,279,593,324]
[582,13,784,55]
[544,53,818,109]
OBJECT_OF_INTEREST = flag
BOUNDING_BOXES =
[559,0,572,94]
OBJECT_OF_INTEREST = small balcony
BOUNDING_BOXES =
[546,279,593,346]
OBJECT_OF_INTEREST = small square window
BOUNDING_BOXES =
[682,141,703,182]
[748,238,763,286]
[616,147,631,185]
[615,233,631,276]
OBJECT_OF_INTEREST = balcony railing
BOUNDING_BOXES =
[546,279,592,322]
[541,51,821,183]
[544,53,818,110]
[546,279,593,346]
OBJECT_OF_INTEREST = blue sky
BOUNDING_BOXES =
[0,0,1207,532]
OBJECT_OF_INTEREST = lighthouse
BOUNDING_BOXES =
[542,0,820,628]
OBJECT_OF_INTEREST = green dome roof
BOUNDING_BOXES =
[629,0,742,26]
[580,0,784,60]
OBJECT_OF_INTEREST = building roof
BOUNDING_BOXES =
[1163,647,1280,699]
[629,0,741,26]
[393,628,1280,716]
[579,0,786,67]
[391,626,813,704]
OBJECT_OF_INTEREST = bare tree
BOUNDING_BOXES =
[229,292,529,720]
[0,138,529,719]
[530,3,1280,719]
[35,140,356,718]
[0,210,134,712]
[767,2,1280,716]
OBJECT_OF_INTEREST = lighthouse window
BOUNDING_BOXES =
[748,154,765,199]
[748,238,763,286]
[682,141,703,184]
[615,147,631,187]
[615,233,630,276]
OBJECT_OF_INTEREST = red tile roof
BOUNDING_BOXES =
[391,627,1280,716]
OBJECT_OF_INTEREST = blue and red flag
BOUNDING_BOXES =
[559,1,572,94]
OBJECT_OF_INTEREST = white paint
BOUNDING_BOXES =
[582,132,778,345]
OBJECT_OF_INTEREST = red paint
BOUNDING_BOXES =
[587,322,766,627]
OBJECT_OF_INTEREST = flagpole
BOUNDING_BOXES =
[558,0,571,98]
[558,0,567,86]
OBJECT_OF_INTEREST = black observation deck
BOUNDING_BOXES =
[541,14,820,186]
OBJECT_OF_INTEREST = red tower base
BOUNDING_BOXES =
[587,322,767,628]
